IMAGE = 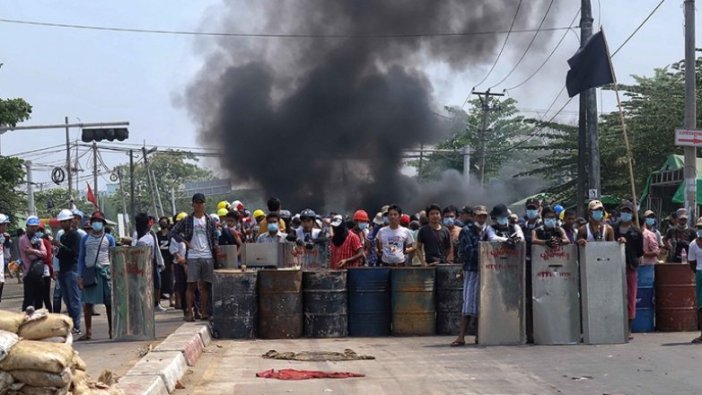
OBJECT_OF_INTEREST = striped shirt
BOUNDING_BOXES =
[330,232,362,269]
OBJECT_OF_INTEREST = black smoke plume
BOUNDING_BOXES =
[186,0,560,213]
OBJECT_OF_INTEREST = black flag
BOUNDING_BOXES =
[566,31,615,97]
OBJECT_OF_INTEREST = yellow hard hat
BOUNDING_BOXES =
[176,212,188,222]
[253,209,265,219]
[217,201,230,210]
[217,208,229,217]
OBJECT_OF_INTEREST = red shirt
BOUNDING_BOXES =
[330,232,363,269]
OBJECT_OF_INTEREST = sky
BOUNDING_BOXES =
[0,0,695,192]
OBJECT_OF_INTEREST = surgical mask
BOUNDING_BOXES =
[526,209,539,220]
[92,222,104,232]
[497,217,508,226]
[442,218,455,227]
[591,211,603,221]
[544,218,557,228]
[477,222,487,231]
[697,229,702,238]
[620,212,633,222]
[267,223,279,233]
[358,223,369,231]
[645,218,656,226]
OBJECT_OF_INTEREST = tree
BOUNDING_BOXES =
[34,189,93,219]
[415,97,534,181]
[0,91,32,227]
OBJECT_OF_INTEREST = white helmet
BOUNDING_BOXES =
[209,214,220,223]
[0,214,8,224]
[57,209,74,222]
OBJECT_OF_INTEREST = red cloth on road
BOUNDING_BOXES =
[256,369,364,380]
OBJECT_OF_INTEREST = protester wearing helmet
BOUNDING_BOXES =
[295,209,323,247]
[350,210,370,264]
[53,209,82,335]
[19,216,48,311]
[217,201,230,211]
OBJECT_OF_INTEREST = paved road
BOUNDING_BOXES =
[181,333,702,395]
[0,280,184,378]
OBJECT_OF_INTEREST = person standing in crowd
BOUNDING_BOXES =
[486,204,525,243]
[258,197,286,235]
[532,206,570,246]
[520,199,541,343]
[366,213,385,267]
[643,210,663,248]
[135,213,167,313]
[686,217,702,343]
[663,208,696,263]
[0,214,9,303]
[329,215,364,269]
[562,209,578,244]
[54,209,82,336]
[350,210,371,265]
[36,226,54,312]
[577,200,615,245]
[613,201,644,340]
[251,209,266,241]
[376,205,415,267]
[416,204,452,265]
[77,211,115,340]
[145,216,166,312]
[19,216,47,311]
[451,205,488,346]
[157,217,175,308]
[170,212,188,313]
[642,215,661,266]
[257,213,287,243]
[442,205,461,263]
[170,193,218,322]
[295,209,323,244]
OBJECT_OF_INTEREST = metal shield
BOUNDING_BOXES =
[478,241,526,345]
[282,241,331,270]
[110,246,155,340]
[241,243,282,267]
[531,244,580,345]
[215,244,239,269]
[579,242,628,344]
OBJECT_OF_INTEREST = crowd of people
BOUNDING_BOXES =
[2,190,702,343]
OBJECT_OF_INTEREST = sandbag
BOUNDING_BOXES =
[71,353,86,372]
[0,330,19,363]
[9,368,72,388]
[70,370,89,395]
[0,341,74,374]
[18,315,72,341]
[11,384,69,395]
[0,371,14,393]
[0,311,25,334]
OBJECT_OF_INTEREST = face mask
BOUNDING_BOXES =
[0,235,4,244]
[216,229,222,238]
[92,222,104,232]
[645,218,656,226]
[497,217,508,226]
[358,223,369,230]
[526,209,539,220]
[697,229,702,238]
[544,218,557,228]
[267,223,279,233]
[591,211,603,221]
[35,232,45,239]
[620,212,633,222]
[442,218,455,227]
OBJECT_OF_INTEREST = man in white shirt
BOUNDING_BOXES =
[686,217,702,344]
[376,205,415,266]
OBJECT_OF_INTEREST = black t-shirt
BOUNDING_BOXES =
[614,224,644,269]
[156,232,172,261]
[417,225,451,264]
[57,229,81,271]
[665,227,696,263]
[535,226,562,241]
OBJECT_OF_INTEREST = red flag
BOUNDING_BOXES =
[86,182,99,209]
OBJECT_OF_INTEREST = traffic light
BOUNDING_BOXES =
[81,127,129,143]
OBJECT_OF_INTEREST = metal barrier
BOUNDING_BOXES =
[110,246,155,340]
[215,244,238,269]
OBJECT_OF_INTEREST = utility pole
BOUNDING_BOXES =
[472,89,504,186]
[684,0,697,225]
[65,117,72,200]
[117,167,130,233]
[92,142,99,209]
[579,0,600,210]
[142,147,160,217]
[462,146,471,185]
[26,161,35,216]
[129,150,135,231]
[171,187,176,217]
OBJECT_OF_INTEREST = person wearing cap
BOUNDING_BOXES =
[642,210,663,248]
[350,210,371,265]
[19,216,48,311]
[170,193,219,322]
[451,204,488,346]
[612,201,644,339]
[376,205,415,267]
[664,208,696,263]
[257,213,287,243]
[486,204,524,243]
[77,211,116,340]
[53,209,83,335]
[258,197,287,236]
[416,204,452,266]
[577,200,615,245]
[295,209,323,246]
[685,217,702,343]
[0,214,9,303]
[532,206,570,247]
[330,215,364,269]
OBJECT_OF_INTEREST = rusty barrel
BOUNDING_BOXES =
[348,268,391,337]
[391,267,436,336]
[655,264,697,331]
[212,270,257,339]
[435,264,463,335]
[258,269,303,339]
[302,270,347,337]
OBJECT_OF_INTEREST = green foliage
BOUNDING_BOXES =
[0,98,32,128]
[34,189,93,218]
[0,157,26,226]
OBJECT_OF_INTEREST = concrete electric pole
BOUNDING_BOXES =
[472,89,504,186]
[684,0,697,224]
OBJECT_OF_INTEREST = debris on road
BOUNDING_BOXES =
[262,348,375,361]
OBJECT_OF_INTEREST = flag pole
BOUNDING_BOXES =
[601,27,639,228]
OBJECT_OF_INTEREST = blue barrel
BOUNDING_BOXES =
[348,268,391,337]
[303,270,347,338]
[212,270,257,339]
[632,265,655,333]
[391,267,436,336]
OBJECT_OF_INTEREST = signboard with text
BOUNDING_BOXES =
[675,128,702,147]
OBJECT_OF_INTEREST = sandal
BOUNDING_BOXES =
[450,340,465,347]
[77,334,92,341]
[691,336,702,344]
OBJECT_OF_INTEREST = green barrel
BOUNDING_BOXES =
[391,267,436,336]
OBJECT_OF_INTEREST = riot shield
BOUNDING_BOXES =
[531,244,580,345]
[215,244,238,269]
[478,241,525,345]
[282,240,331,270]
[579,242,627,344]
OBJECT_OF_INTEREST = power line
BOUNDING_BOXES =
[471,0,523,90]
[488,0,556,89]
[505,8,581,92]
[611,0,666,57]
[0,17,577,39]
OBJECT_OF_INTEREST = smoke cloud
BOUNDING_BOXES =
[186,0,561,213]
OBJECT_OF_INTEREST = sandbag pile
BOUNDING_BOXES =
[0,310,124,395]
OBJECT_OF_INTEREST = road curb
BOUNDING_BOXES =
[117,321,212,394]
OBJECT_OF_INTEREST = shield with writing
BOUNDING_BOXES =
[282,241,331,270]
[531,244,580,345]
[478,241,526,345]
[110,245,155,340]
